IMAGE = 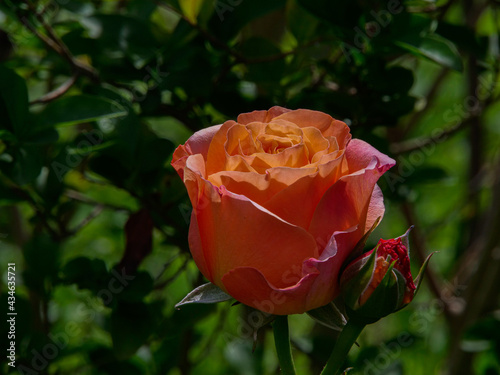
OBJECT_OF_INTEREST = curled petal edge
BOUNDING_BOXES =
[221,227,358,315]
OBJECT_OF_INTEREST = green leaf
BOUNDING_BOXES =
[118,271,154,302]
[209,0,286,42]
[4,146,43,185]
[237,37,286,84]
[179,0,204,24]
[394,34,463,71]
[81,14,160,68]
[0,184,24,206]
[36,95,128,128]
[286,0,319,42]
[62,257,109,292]
[110,302,157,359]
[0,129,17,142]
[23,235,60,294]
[437,22,489,59]
[296,0,361,30]
[58,0,95,16]
[146,116,193,145]
[0,65,29,135]
[175,282,232,309]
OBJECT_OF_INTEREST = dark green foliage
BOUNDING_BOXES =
[0,0,499,374]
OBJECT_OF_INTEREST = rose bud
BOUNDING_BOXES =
[339,229,431,323]
[172,107,395,315]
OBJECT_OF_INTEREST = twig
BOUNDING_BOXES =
[65,189,132,212]
[63,204,104,237]
[15,1,98,81]
[155,253,182,281]
[30,74,78,104]
[390,120,468,154]
[401,68,449,138]
[154,257,190,290]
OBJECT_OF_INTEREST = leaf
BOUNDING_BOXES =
[296,0,361,30]
[80,14,160,68]
[61,257,109,292]
[146,116,193,145]
[110,302,157,359]
[175,282,232,309]
[58,0,95,16]
[436,22,489,59]
[36,95,128,128]
[179,0,204,24]
[0,65,29,135]
[209,0,286,42]
[237,37,286,84]
[5,146,43,185]
[394,34,463,71]
[307,302,347,331]
[0,184,24,206]
[0,129,16,142]
[286,0,319,42]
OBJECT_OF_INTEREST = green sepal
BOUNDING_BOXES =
[392,268,410,313]
[340,243,379,309]
[343,216,382,266]
[397,226,413,254]
[349,260,401,324]
[414,251,437,295]
[307,301,347,331]
[175,282,232,309]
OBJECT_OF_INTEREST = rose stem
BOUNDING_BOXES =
[273,315,297,375]
[320,319,366,375]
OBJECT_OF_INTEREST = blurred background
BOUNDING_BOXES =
[0,0,499,374]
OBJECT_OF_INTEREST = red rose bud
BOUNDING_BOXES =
[339,228,431,323]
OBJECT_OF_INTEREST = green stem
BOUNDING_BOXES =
[320,319,366,375]
[273,315,296,375]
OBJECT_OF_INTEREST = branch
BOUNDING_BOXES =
[62,204,104,238]
[65,189,132,212]
[390,120,468,154]
[15,1,99,81]
[401,68,449,138]
[30,74,78,104]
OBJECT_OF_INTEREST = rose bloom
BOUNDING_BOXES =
[172,107,395,315]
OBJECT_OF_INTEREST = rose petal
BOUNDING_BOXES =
[173,124,222,162]
[188,210,212,280]
[237,106,291,125]
[308,143,395,253]
[187,169,319,288]
[366,184,385,230]
[206,121,237,176]
[224,124,260,156]
[263,152,345,228]
[346,139,395,174]
[173,131,216,180]
[208,166,317,205]
[275,109,351,148]
[221,229,356,315]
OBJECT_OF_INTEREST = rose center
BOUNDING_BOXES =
[257,134,301,154]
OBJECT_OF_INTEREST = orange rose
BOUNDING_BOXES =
[172,107,395,315]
